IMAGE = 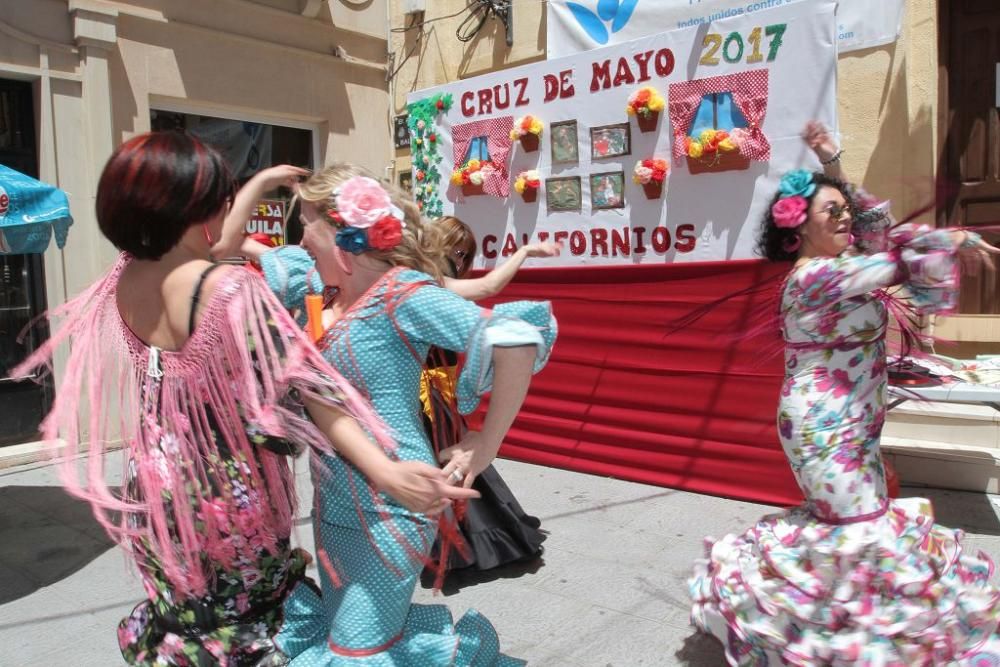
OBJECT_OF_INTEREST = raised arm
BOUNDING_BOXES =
[792,228,995,313]
[390,280,556,485]
[438,345,537,487]
[211,165,309,260]
[802,121,847,182]
[443,241,562,301]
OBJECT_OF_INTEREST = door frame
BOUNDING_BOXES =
[935,0,950,228]
[935,0,1000,338]
[148,95,324,171]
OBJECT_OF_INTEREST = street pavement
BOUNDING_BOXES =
[2,453,999,666]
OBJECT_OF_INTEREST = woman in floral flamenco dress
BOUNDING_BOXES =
[689,124,1000,666]
[242,168,556,665]
[14,134,473,666]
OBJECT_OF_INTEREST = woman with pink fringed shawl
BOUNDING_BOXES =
[13,132,476,666]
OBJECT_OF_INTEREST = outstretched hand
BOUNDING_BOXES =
[212,165,311,259]
[523,241,564,259]
[957,235,1000,277]
[801,121,839,163]
[250,165,311,194]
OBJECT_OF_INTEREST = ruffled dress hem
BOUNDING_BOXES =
[688,498,1000,666]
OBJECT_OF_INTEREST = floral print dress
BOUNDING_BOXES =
[689,226,1000,666]
[117,406,318,667]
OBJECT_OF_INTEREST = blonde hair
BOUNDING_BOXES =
[431,216,477,278]
[297,163,447,282]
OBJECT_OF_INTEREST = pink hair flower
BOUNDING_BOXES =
[334,176,395,229]
[772,195,808,229]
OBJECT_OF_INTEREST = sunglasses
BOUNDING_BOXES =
[822,203,853,221]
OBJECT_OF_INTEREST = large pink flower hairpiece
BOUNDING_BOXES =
[327,176,406,254]
[771,195,808,229]
[330,176,403,229]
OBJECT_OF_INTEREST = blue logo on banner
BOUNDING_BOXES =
[565,0,640,45]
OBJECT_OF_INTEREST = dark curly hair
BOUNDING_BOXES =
[755,172,859,262]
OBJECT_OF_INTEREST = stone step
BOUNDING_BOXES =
[884,402,1000,450]
[882,437,1000,494]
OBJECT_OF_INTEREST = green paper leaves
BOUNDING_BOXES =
[406,93,453,217]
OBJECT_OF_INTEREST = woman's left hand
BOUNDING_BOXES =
[438,430,495,488]
[801,121,839,163]
[958,236,1000,277]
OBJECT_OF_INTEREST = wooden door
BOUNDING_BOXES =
[940,0,1000,313]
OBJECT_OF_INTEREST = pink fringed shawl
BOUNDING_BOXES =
[13,254,393,599]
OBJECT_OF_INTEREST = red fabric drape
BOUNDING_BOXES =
[473,259,805,507]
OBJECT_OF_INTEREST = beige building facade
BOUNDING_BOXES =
[0,0,395,452]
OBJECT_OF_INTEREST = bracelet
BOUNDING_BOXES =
[821,149,844,166]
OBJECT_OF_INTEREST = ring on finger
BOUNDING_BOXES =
[449,469,463,483]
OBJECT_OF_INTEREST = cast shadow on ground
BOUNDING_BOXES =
[900,485,1000,536]
[674,631,728,666]
[419,551,547,596]
[0,485,115,604]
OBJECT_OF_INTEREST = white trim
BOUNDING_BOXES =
[148,96,323,169]
[149,96,322,131]
[0,63,83,83]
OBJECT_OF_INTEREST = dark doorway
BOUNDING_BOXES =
[939,0,1000,313]
[0,78,53,446]
[150,110,313,246]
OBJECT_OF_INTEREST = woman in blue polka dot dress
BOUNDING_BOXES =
[251,166,556,665]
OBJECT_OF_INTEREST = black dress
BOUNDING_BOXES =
[422,346,545,571]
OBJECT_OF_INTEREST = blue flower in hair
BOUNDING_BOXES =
[335,226,369,255]
[778,169,816,199]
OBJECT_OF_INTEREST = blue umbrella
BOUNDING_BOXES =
[0,164,73,255]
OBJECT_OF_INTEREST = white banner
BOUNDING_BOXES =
[407,1,837,267]
[547,0,904,58]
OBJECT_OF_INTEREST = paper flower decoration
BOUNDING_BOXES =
[632,158,669,185]
[626,86,665,117]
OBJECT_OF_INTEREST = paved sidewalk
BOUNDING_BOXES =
[2,454,999,666]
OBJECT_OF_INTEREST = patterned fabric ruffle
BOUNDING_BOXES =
[456,301,557,415]
[119,550,316,666]
[689,498,1000,666]
[281,589,524,667]
[260,245,325,325]
[276,517,524,666]
[890,225,971,314]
